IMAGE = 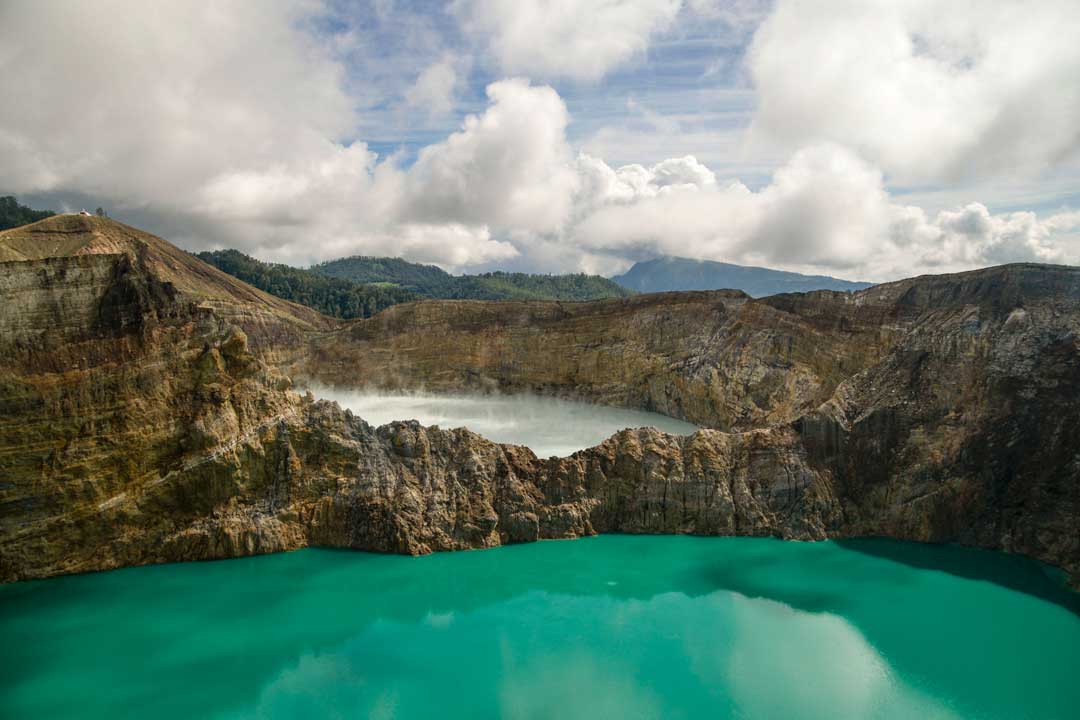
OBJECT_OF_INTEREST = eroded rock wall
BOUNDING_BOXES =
[0,252,848,581]
[295,289,895,431]
[1,229,1079,589]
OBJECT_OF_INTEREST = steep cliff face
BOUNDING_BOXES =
[296,288,894,431]
[0,250,838,576]
[0,215,335,361]
[0,240,302,577]
[800,266,1080,578]
[291,263,1080,584]
[0,218,836,581]
[1,217,1078,589]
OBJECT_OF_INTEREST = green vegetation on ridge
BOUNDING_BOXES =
[0,196,56,231]
[196,249,416,319]
[312,256,450,289]
[198,249,631,320]
[312,255,632,301]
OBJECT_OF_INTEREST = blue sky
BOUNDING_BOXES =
[329,1,768,177]
[2,0,1078,280]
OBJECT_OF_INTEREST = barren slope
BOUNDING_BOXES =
[0,215,336,358]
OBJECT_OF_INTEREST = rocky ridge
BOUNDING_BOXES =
[1,216,1077,588]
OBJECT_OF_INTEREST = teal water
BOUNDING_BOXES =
[2,537,1078,719]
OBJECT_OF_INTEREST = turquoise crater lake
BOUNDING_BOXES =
[3,536,1079,719]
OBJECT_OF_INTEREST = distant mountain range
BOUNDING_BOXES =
[611,256,873,297]
[312,255,631,302]
[199,250,868,320]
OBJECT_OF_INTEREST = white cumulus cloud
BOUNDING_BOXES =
[0,0,356,203]
[404,55,465,117]
[748,0,1080,183]
[2,0,1078,282]
[563,144,1078,279]
[403,78,579,233]
[453,0,682,82]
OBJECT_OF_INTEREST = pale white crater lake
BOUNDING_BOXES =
[309,388,699,457]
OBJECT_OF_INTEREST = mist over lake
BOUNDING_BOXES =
[308,388,699,457]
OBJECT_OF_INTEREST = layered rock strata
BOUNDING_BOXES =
[1,216,1077,589]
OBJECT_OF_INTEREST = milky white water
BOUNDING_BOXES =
[309,388,699,457]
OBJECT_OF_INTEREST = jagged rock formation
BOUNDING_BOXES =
[1,216,1078,588]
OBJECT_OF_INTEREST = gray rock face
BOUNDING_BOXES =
[1,217,1079,590]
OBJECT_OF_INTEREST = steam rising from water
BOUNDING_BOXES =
[308,387,698,457]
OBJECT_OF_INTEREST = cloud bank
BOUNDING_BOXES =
[749,0,1080,183]
[567,143,1078,279]
[1,0,1078,280]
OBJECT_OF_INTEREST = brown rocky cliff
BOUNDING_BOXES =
[1,217,1078,588]
[799,266,1080,579]
[0,215,336,362]
[296,288,891,431]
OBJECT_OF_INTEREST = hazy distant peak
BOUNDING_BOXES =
[611,256,872,297]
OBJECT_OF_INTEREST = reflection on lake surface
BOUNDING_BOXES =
[2,536,1078,719]
[308,388,699,456]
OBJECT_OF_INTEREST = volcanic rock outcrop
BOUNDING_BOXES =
[1,215,1077,588]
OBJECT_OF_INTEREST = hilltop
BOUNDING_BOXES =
[612,255,872,296]
[0,215,334,353]
[196,249,415,320]
[313,254,632,301]
[194,249,632,320]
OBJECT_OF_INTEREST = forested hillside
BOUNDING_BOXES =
[312,256,450,289]
[196,250,416,319]
[313,255,631,301]
[0,196,55,230]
